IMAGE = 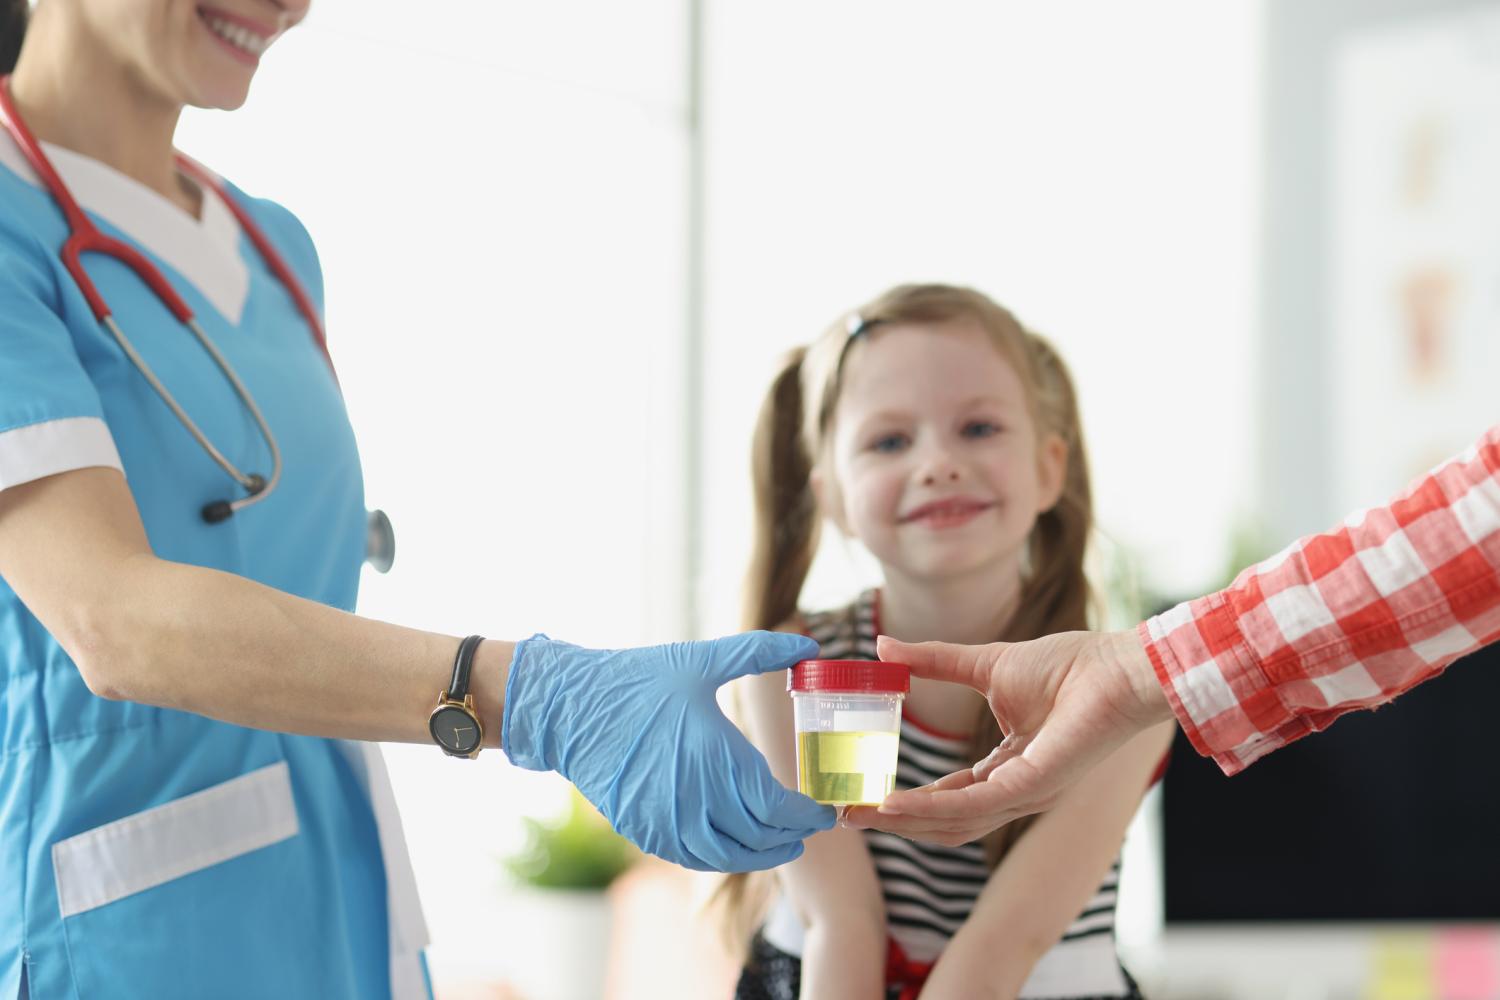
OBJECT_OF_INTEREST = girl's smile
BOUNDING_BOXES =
[898,495,997,529]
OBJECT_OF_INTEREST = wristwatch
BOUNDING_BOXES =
[429,634,485,758]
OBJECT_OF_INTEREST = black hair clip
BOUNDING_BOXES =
[845,314,881,340]
[832,313,882,387]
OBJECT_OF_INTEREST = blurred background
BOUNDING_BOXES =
[176,1,1500,997]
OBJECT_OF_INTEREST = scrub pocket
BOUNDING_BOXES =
[51,762,325,999]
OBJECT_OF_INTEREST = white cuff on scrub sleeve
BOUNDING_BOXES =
[0,416,123,491]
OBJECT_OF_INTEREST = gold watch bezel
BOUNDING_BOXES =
[429,690,483,759]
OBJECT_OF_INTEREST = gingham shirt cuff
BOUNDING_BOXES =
[1143,424,1500,777]
[1140,601,1309,775]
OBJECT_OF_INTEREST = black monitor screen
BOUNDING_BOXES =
[1163,641,1500,921]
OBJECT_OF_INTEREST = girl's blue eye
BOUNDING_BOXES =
[870,432,910,454]
[962,420,1002,439]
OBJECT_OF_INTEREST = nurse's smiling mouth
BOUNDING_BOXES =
[899,496,996,530]
[196,6,278,65]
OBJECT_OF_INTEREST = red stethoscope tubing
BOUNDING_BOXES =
[0,77,396,562]
[0,74,332,373]
[0,74,358,524]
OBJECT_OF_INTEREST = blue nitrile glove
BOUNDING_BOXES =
[502,631,836,873]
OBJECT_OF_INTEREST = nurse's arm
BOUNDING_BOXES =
[0,466,514,747]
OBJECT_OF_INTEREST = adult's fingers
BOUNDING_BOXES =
[742,778,837,838]
[931,766,983,791]
[875,635,996,693]
[838,744,1042,839]
[878,753,1049,822]
[686,823,808,873]
[719,732,835,851]
[627,787,815,873]
[971,730,1032,782]
[841,802,1015,845]
[842,768,1000,841]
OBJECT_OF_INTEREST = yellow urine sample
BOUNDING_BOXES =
[796,730,900,805]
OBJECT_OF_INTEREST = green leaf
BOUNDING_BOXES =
[502,791,638,891]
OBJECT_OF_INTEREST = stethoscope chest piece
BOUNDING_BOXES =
[366,508,396,574]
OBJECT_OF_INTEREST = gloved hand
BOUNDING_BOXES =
[502,631,836,872]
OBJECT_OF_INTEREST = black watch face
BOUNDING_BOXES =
[430,705,481,755]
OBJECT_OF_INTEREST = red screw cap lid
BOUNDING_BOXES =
[788,659,910,694]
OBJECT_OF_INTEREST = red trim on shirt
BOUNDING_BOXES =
[1147,750,1170,788]
[901,706,972,742]
[885,937,934,999]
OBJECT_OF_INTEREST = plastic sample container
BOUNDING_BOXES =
[788,659,911,805]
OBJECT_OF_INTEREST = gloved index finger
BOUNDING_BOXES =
[705,630,820,685]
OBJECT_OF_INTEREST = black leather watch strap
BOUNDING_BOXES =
[447,634,485,699]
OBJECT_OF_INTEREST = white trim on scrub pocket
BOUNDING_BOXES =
[50,761,298,918]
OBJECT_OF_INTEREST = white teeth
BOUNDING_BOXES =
[204,14,270,57]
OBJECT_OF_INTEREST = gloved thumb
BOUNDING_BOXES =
[703,630,820,685]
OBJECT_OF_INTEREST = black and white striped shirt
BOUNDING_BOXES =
[760,590,1139,999]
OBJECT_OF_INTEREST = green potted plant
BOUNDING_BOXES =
[505,792,636,891]
[500,791,637,999]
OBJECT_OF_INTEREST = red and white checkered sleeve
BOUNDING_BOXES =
[1138,424,1500,775]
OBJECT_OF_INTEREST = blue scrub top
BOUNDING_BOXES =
[0,146,429,1000]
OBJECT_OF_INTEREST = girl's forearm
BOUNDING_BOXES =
[75,553,513,746]
[921,723,1177,999]
[919,923,1037,999]
[801,916,888,1000]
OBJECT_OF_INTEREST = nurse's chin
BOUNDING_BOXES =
[184,76,256,113]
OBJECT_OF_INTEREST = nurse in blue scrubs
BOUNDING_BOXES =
[0,2,834,999]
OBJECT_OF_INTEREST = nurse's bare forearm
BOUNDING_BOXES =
[91,555,514,746]
[0,468,511,746]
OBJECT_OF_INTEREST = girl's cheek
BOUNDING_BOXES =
[851,480,892,528]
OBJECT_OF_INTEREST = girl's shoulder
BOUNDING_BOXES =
[798,589,879,658]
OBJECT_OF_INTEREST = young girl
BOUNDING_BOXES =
[723,284,1174,1000]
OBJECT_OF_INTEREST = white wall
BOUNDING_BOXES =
[696,0,1264,633]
